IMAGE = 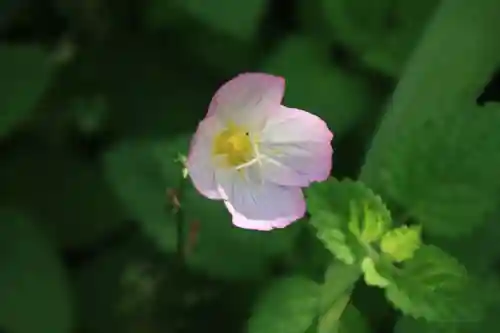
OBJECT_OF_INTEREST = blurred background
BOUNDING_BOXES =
[0,0,499,333]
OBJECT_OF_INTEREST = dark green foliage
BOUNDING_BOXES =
[1,0,499,332]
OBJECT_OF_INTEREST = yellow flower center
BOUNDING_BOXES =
[212,122,254,168]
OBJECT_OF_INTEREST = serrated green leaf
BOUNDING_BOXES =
[310,212,357,265]
[360,0,500,237]
[361,257,390,288]
[0,44,55,138]
[385,245,482,322]
[104,137,300,280]
[261,35,382,138]
[0,211,72,333]
[306,178,392,264]
[348,201,391,245]
[0,145,126,249]
[247,277,320,333]
[380,225,422,262]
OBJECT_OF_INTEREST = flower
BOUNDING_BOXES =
[187,73,333,230]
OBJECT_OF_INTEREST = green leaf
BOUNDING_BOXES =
[338,305,371,333]
[247,277,320,333]
[395,288,500,333]
[429,215,500,273]
[360,0,500,237]
[103,138,187,253]
[318,278,370,333]
[360,0,440,76]
[347,201,391,245]
[261,35,383,138]
[104,137,300,280]
[306,178,392,264]
[0,211,72,333]
[385,245,482,322]
[361,257,390,288]
[321,262,362,312]
[147,0,266,42]
[309,211,357,265]
[144,5,255,74]
[394,316,455,333]
[320,0,392,50]
[380,225,422,262]
[319,0,438,76]
[318,263,366,333]
[0,44,55,138]
[0,145,126,249]
[317,292,351,333]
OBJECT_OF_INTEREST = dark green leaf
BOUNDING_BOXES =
[0,146,126,249]
[0,45,55,138]
[248,277,320,333]
[360,0,500,237]
[0,211,72,333]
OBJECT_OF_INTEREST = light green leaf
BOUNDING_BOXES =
[385,245,482,322]
[0,211,72,333]
[247,277,320,333]
[347,201,391,245]
[360,0,500,237]
[104,137,300,280]
[309,211,357,265]
[261,35,383,138]
[380,225,422,262]
[306,178,392,264]
[0,44,55,138]
[361,257,390,288]
[0,145,126,249]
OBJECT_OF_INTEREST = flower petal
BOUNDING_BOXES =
[207,73,285,126]
[258,106,333,186]
[215,167,306,230]
[187,116,225,200]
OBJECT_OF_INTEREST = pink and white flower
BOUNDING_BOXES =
[187,73,333,230]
